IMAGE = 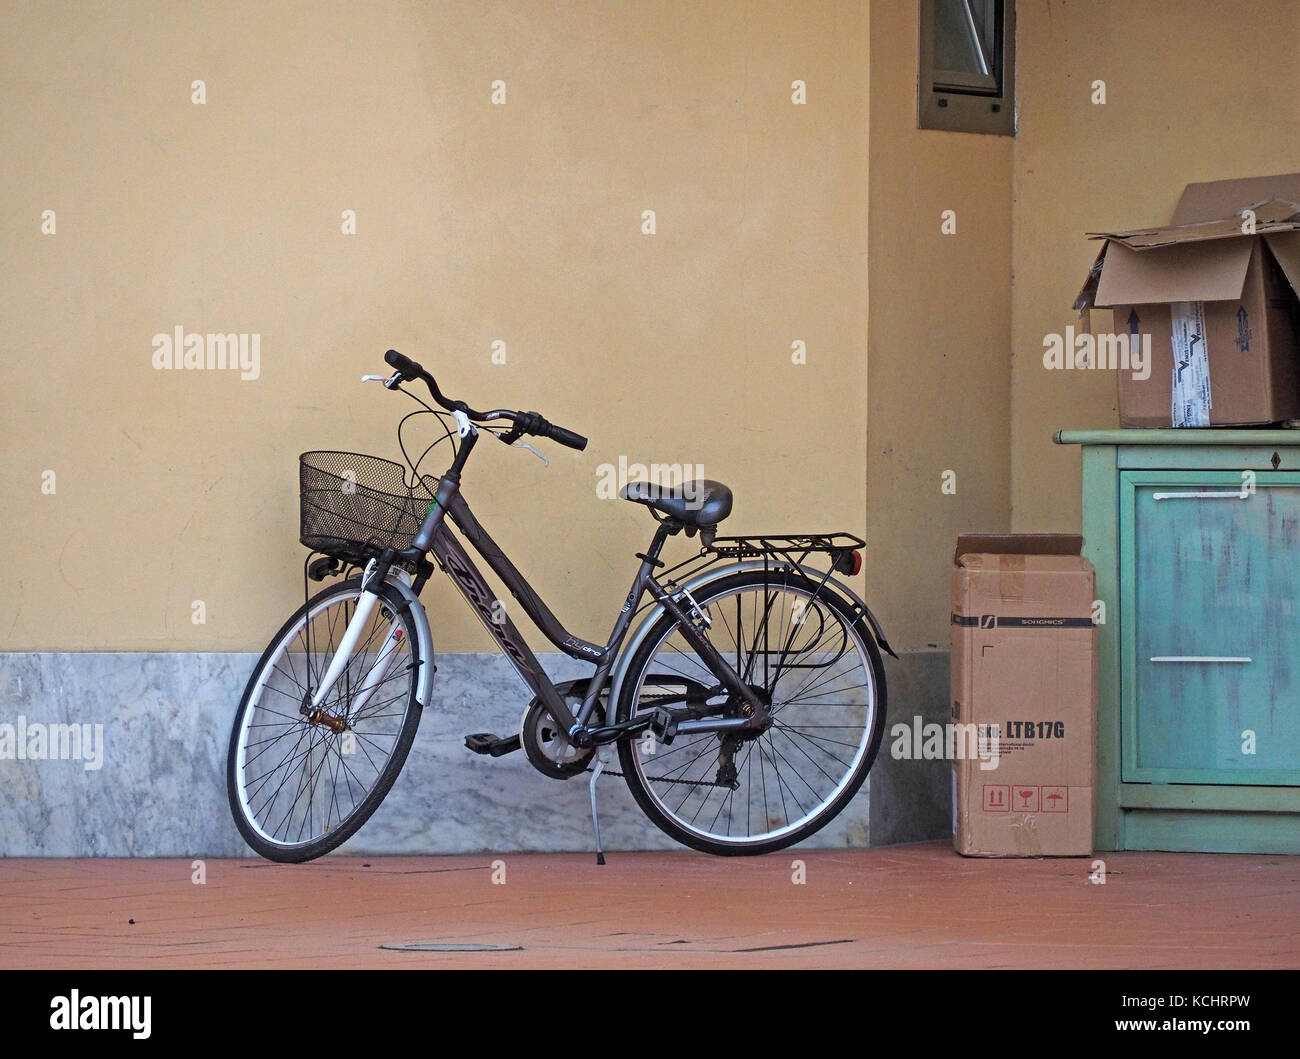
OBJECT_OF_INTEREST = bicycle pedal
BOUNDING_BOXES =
[649,708,678,745]
[464,732,521,757]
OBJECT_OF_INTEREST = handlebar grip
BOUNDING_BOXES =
[384,349,425,379]
[544,422,588,451]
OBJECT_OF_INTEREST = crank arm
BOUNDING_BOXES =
[573,716,655,748]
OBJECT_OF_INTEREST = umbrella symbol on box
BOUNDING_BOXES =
[1042,786,1068,813]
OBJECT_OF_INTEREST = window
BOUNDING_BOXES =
[918,0,1015,136]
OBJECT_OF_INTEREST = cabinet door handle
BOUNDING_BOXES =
[1149,655,1252,663]
[1151,491,1248,501]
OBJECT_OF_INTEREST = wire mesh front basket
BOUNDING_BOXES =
[299,451,434,565]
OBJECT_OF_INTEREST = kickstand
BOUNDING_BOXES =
[588,751,608,865]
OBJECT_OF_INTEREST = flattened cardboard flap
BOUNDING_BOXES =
[1093,237,1255,307]
[1172,172,1300,224]
[1075,174,1300,311]
[1088,198,1300,250]
[953,533,1083,565]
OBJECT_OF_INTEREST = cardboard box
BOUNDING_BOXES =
[951,535,1096,857]
[1075,172,1300,427]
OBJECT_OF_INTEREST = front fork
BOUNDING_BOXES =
[306,560,408,723]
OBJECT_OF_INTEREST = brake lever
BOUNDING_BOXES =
[487,427,549,467]
[361,372,404,390]
[512,440,549,467]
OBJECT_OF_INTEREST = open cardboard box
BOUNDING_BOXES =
[1075,172,1300,427]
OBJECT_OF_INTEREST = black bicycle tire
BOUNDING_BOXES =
[615,568,887,856]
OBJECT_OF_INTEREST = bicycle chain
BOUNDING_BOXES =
[584,764,734,789]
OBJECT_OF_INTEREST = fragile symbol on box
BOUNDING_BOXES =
[982,784,1009,812]
[1041,785,1068,813]
[1014,785,1040,812]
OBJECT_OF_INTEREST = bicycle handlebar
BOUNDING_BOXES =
[383,349,588,452]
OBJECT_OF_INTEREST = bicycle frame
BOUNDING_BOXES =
[315,426,768,744]
[424,479,769,742]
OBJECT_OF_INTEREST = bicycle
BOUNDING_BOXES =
[226,350,896,862]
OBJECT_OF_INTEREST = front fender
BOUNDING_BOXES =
[383,571,437,707]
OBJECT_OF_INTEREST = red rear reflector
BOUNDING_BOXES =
[848,550,862,576]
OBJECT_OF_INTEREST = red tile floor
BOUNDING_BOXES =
[2,842,1296,969]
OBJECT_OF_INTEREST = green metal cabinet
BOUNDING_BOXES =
[1056,430,1300,853]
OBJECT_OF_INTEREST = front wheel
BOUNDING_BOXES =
[616,569,887,855]
[226,576,424,862]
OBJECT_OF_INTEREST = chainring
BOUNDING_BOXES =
[520,683,604,780]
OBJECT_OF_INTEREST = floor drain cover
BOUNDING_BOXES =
[379,941,523,953]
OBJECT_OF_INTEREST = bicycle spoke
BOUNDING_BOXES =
[628,577,877,848]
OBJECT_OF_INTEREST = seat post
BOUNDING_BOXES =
[642,520,678,566]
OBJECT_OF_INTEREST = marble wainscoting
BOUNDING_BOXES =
[0,651,949,857]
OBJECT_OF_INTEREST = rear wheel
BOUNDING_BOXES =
[226,576,423,862]
[616,569,886,855]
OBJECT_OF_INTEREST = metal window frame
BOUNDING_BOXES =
[918,0,1016,136]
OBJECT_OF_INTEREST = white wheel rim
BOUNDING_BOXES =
[234,589,413,849]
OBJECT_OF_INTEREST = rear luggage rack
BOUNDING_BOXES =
[704,532,867,567]
[644,529,894,660]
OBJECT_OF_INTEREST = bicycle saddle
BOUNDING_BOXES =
[619,479,733,527]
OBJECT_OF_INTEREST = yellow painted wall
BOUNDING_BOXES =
[1,0,870,651]
[1011,0,1300,530]
[867,1,1012,650]
[24,0,1262,657]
